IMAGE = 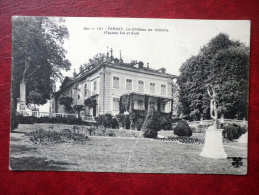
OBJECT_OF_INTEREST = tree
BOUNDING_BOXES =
[59,96,74,113]
[11,16,71,130]
[177,33,249,120]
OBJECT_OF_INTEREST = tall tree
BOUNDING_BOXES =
[11,16,71,129]
[177,33,249,120]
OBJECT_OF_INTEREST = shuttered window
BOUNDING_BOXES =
[138,80,144,92]
[150,83,155,94]
[113,76,119,89]
[161,84,166,95]
[84,84,88,96]
[113,98,120,111]
[138,100,144,110]
[126,79,132,90]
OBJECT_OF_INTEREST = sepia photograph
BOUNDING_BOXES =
[10,16,250,174]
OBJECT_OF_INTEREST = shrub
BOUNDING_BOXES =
[11,114,19,130]
[111,118,119,129]
[143,111,162,138]
[17,115,89,125]
[108,132,116,137]
[160,117,172,130]
[18,115,37,124]
[240,125,248,135]
[95,114,113,128]
[174,119,192,137]
[25,128,89,144]
[222,123,244,141]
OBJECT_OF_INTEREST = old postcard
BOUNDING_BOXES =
[10,17,249,174]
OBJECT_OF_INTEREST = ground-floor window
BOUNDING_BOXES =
[113,98,120,111]
[137,100,144,110]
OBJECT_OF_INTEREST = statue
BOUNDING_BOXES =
[207,84,219,128]
[200,84,227,159]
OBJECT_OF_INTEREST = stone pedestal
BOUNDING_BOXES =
[200,126,227,159]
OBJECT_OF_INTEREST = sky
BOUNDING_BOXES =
[58,17,250,88]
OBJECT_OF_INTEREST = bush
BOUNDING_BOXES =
[111,118,119,129]
[95,114,113,128]
[240,125,248,135]
[160,117,172,130]
[25,128,89,144]
[11,114,19,130]
[143,111,161,138]
[18,115,37,124]
[222,123,244,141]
[174,119,192,137]
[16,115,89,125]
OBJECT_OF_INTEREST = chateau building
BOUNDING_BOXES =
[52,49,177,122]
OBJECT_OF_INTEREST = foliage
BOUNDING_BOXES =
[17,115,89,125]
[18,115,37,124]
[160,136,204,144]
[129,110,147,131]
[95,114,114,128]
[119,94,130,113]
[27,91,46,106]
[143,111,162,138]
[25,128,89,144]
[11,16,71,129]
[84,94,98,108]
[111,118,119,129]
[174,119,193,137]
[73,105,84,119]
[11,114,19,130]
[160,116,172,130]
[222,123,245,141]
[115,114,126,127]
[177,33,249,120]
[59,96,74,113]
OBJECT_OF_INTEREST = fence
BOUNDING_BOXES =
[17,110,78,118]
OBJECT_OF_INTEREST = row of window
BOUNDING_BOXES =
[112,98,166,112]
[113,76,167,95]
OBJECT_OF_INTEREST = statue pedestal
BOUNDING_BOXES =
[200,126,227,159]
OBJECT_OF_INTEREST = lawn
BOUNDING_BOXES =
[10,131,247,174]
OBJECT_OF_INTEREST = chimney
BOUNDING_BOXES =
[110,48,113,58]
[147,62,149,68]
[79,65,84,73]
[73,68,77,78]
[138,61,144,69]
[161,68,166,73]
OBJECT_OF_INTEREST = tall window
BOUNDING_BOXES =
[138,100,144,110]
[149,102,155,110]
[84,84,88,96]
[150,83,155,94]
[93,81,97,91]
[113,98,120,111]
[160,102,165,112]
[138,80,144,92]
[113,76,119,89]
[126,78,132,90]
[78,87,81,99]
[161,84,166,95]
